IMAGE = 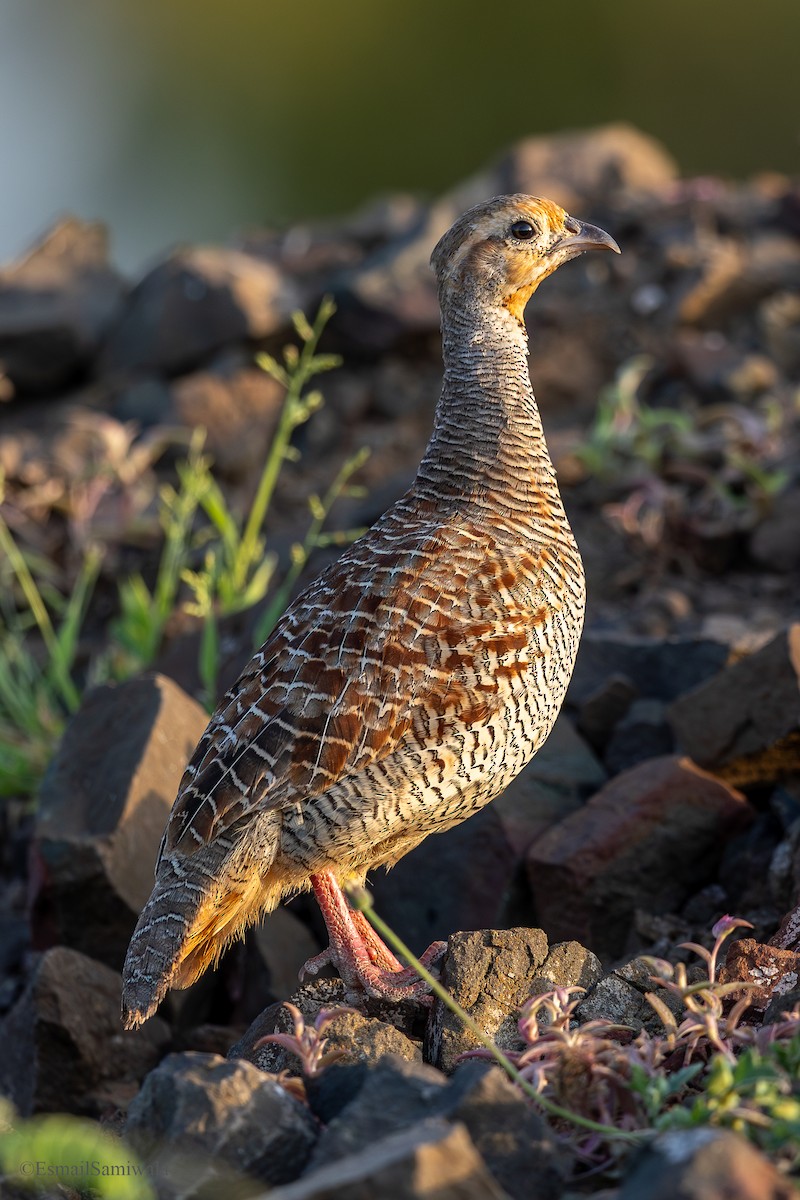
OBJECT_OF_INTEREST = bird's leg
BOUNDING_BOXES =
[300,870,445,1001]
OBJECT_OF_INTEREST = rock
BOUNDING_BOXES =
[603,699,674,774]
[0,218,125,393]
[101,245,298,374]
[576,958,683,1036]
[0,947,168,1116]
[576,674,638,752]
[442,1063,565,1200]
[250,906,324,1005]
[719,938,800,1011]
[763,986,800,1025]
[567,634,729,709]
[677,233,800,328]
[451,124,678,214]
[371,716,604,951]
[426,928,549,1072]
[307,1055,563,1200]
[528,940,603,997]
[761,290,800,377]
[308,1055,448,1170]
[668,626,800,787]
[30,674,208,972]
[619,1127,794,1200]
[237,1002,422,1079]
[527,757,753,959]
[126,1052,317,1196]
[770,900,800,953]
[750,488,800,575]
[230,978,424,1078]
[271,1119,511,1200]
[169,359,285,480]
[331,200,455,353]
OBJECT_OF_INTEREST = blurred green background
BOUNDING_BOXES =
[1,0,798,271]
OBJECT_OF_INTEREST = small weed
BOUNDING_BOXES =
[0,299,367,794]
[334,893,800,1176]
[0,1098,153,1199]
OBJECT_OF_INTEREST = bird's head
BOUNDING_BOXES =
[431,194,620,323]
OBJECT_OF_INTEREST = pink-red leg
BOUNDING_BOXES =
[300,870,445,1001]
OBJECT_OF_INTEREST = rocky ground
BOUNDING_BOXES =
[0,124,799,1198]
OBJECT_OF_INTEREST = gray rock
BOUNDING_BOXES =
[250,906,324,1006]
[270,1119,511,1200]
[577,673,638,752]
[427,928,549,1072]
[668,625,800,787]
[331,200,456,353]
[0,218,125,393]
[603,699,674,775]
[528,940,603,998]
[169,360,285,481]
[126,1052,317,1197]
[303,1056,564,1200]
[575,972,651,1031]
[308,1055,447,1171]
[619,1127,795,1200]
[0,946,168,1116]
[230,976,425,1083]
[102,245,298,374]
[750,488,800,575]
[443,1063,566,1200]
[528,756,752,958]
[31,674,208,972]
[235,999,423,1079]
[450,124,677,215]
[568,634,729,708]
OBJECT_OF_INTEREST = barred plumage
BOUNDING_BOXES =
[122,195,619,1028]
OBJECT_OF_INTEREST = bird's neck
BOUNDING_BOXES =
[415,295,563,535]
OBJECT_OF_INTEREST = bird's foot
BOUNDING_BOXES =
[303,870,447,1003]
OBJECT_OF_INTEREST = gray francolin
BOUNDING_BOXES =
[122,195,619,1028]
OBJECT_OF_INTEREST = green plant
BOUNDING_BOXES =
[0,474,101,798]
[181,298,368,701]
[0,1100,154,1199]
[336,893,800,1176]
[0,299,368,791]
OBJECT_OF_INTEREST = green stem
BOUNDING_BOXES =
[349,889,647,1144]
[0,514,80,712]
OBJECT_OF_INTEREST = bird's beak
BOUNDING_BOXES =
[550,219,621,259]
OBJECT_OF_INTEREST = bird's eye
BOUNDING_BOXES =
[510,220,536,241]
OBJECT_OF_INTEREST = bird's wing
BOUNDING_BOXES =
[163,520,540,856]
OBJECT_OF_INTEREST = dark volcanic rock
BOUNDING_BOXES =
[126,1052,318,1196]
[102,245,298,374]
[567,634,730,709]
[0,946,168,1116]
[308,1055,447,1170]
[603,698,674,774]
[427,928,549,1072]
[668,625,800,787]
[273,1119,511,1200]
[30,673,208,972]
[169,358,285,480]
[619,1127,795,1200]
[308,1055,564,1200]
[0,218,125,393]
[451,123,678,214]
[442,1063,565,1200]
[527,756,753,958]
[231,977,425,1079]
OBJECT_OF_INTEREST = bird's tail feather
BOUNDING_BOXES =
[121,839,282,1030]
